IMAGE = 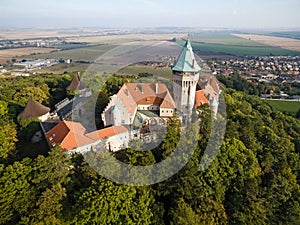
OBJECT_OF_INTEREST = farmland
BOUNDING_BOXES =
[233,33,300,52]
[265,99,300,117]
[0,47,58,64]
[185,32,300,57]
[26,44,116,62]
[117,65,172,78]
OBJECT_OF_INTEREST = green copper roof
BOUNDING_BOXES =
[172,39,201,73]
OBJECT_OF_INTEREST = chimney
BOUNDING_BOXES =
[78,72,81,80]
[155,83,158,95]
[140,84,144,94]
[125,88,128,96]
[192,59,195,68]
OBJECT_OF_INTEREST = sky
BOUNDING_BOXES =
[1,0,300,29]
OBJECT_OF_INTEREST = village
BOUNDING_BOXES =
[209,55,300,82]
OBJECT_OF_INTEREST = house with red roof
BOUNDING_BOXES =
[102,83,176,127]
[45,120,129,153]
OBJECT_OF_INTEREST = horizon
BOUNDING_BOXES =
[1,0,300,29]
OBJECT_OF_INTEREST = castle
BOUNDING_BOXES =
[102,39,220,127]
[20,39,220,153]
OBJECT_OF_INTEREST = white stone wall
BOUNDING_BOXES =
[159,108,174,117]
[173,72,199,113]
[106,130,129,152]
[137,104,159,111]
[102,95,136,126]
[38,112,50,122]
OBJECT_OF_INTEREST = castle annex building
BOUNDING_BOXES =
[102,83,176,127]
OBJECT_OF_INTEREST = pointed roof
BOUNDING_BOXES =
[172,39,201,73]
[18,97,50,120]
[66,75,87,91]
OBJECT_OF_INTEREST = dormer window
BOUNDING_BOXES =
[146,97,150,102]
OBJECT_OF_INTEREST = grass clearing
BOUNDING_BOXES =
[265,99,300,117]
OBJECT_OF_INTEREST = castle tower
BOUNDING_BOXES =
[172,39,201,123]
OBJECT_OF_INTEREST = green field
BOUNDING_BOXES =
[21,32,300,66]
[265,99,300,117]
[182,32,300,56]
[117,65,172,78]
[26,44,116,62]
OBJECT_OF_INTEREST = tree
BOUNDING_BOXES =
[71,179,154,225]
[0,159,35,224]
[296,107,300,119]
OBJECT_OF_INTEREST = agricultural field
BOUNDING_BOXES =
[0,47,58,64]
[269,31,300,40]
[265,99,300,117]
[233,33,300,52]
[67,33,185,44]
[36,62,90,74]
[117,65,172,78]
[185,32,300,57]
[26,44,116,62]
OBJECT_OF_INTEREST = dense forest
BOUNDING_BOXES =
[0,73,300,224]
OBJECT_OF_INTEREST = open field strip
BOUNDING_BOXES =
[233,34,300,52]
[264,99,300,117]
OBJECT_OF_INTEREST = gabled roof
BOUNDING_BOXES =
[195,90,209,107]
[160,91,176,108]
[18,97,50,120]
[197,76,220,101]
[46,121,128,151]
[86,126,127,140]
[117,83,175,115]
[172,39,201,73]
[46,121,94,150]
[66,75,87,91]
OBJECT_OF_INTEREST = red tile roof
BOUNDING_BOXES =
[117,83,175,114]
[46,121,128,151]
[46,121,94,150]
[86,125,127,140]
[66,75,87,91]
[195,90,209,107]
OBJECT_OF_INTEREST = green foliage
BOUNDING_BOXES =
[72,179,154,225]
[0,71,299,224]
